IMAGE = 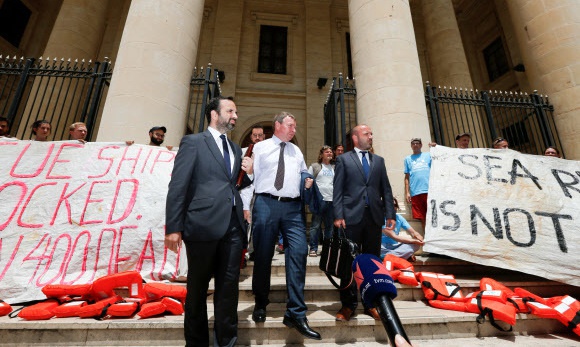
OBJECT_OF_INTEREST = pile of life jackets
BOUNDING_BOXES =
[382,254,580,336]
[5,271,187,320]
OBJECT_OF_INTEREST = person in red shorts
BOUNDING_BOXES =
[404,138,431,230]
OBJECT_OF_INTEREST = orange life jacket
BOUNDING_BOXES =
[465,291,516,331]
[53,301,88,318]
[138,301,166,319]
[512,287,554,315]
[428,299,468,313]
[143,282,187,301]
[78,295,123,319]
[91,271,143,300]
[161,297,184,315]
[107,301,141,318]
[42,283,92,299]
[525,301,559,319]
[383,255,419,286]
[417,272,464,302]
[479,278,527,313]
[514,288,549,305]
[0,300,12,317]
[465,290,508,304]
[550,295,580,336]
[18,300,60,320]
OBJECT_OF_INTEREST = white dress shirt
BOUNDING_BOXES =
[207,126,234,174]
[354,147,372,165]
[253,135,307,198]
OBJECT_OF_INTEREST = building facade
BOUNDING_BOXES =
[1,0,579,204]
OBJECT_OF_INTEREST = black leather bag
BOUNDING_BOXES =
[319,227,359,290]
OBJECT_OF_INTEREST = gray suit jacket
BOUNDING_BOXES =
[165,130,249,242]
[333,150,396,226]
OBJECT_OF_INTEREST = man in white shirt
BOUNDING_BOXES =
[250,112,321,340]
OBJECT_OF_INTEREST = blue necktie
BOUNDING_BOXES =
[220,134,231,178]
[361,151,370,205]
[361,151,370,180]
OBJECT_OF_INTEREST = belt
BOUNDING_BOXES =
[258,193,300,202]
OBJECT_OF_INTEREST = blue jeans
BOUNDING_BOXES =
[251,195,308,318]
[309,201,334,251]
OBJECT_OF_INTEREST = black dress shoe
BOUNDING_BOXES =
[283,315,321,340]
[252,308,266,323]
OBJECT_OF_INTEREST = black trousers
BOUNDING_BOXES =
[339,207,382,310]
[184,210,243,347]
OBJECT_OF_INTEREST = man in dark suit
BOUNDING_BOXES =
[165,96,253,347]
[332,124,396,321]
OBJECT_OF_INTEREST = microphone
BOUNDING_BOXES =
[236,143,253,188]
[352,254,411,347]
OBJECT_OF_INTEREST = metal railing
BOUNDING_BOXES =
[425,82,564,156]
[186,64,221,134]
[0,55,111,141]
[324,73,357,149]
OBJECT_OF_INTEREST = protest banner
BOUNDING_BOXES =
[424,146,580,286]
[0,141,181,303]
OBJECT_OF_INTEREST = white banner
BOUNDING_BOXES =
[424,146,580,287]
[0,140,183,303]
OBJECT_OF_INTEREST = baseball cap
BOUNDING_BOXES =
[411,138,422,143]
[455,132,471,141]
[149,126,167,133]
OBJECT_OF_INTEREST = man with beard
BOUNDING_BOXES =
[165,96,253,347]
[148,126,166,146]
[333,124,396,322]
[0,117,13,138]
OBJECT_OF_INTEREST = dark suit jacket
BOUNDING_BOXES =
[165,130,250,242]
[333,149,396,226]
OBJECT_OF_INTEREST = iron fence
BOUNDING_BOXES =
[186,64,221,134]
[425,82,564,157]
[324,73,357,149]
[0,55,111,141]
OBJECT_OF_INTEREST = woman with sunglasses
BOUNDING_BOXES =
[492,137,509,149]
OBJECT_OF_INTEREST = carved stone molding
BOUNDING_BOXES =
[251,11,298,26]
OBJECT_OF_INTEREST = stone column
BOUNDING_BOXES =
[304,0,333,164]
[348,0,431,200]
[17,0,111,140]
[96,0,205,146]
[43,0,110,60]
[506,0,580,160]
[422,0,484,147]
[422,0,473,88]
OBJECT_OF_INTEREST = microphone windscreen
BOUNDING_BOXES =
[352,254,397,307]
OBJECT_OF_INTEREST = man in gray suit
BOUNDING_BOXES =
[333,124,396,321]
[165,96,253,347]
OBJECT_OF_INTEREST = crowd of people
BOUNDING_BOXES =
[0,107,565,346]
[0,117,172,150]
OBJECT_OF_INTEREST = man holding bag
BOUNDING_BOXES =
[332,124,396,321]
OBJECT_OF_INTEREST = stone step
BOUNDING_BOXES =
[223,253,580,303]
[264,335,580,347]
[3,253,578,346]
[231,272,578,304]
[242,253,556,278]
[2,301,578,346]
